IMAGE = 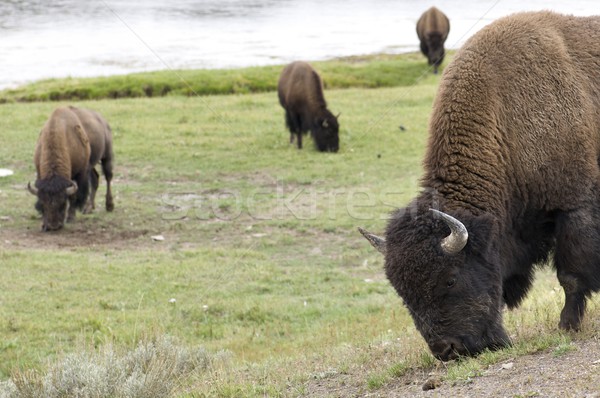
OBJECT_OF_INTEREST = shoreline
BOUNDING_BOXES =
[0,51,442,104]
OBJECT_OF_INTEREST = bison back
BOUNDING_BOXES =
[68,106,113,166]
[35,107,91,181]
[277,61,326,114]
[416,7,450,41]
[424,11,600,213]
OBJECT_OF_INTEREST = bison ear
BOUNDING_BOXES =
[27,182,38,196]
[66,181,78,196]
[358,227,386,255]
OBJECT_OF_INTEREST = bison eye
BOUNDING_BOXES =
[446,278,456,288]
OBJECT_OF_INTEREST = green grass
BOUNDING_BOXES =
[0,58,599,397]
[0,52,441,103]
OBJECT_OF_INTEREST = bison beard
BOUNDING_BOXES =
[360,11,600,361]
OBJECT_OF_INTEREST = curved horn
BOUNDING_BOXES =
[66,181,78,196]
[430,209,468,255]
[27,182,38,195]
[358,227,386,255]
[322,120,329,128]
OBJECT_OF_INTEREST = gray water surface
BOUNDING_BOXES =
[0,0,597,89]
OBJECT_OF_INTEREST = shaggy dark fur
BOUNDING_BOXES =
[277,61,339,152]
[68,106,115,213]
[30,107,92,231]
[416,7,450,74]
[384,12,600,361]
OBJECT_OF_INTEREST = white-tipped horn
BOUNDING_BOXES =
[358,227,386,255]
[66,181,78,196]
[430,209,468,255]
[27,182,38,195]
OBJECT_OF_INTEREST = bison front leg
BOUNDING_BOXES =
[557,277,587,331]
[67,196,77,223]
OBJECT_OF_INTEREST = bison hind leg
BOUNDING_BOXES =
[101,158,114,212]
[83,168,99,214]
[284,110,303,149]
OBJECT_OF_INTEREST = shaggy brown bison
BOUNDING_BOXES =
[416,7,450,74]
[360,11,600,361]
[28,106,114,231]
[277,61,339,152]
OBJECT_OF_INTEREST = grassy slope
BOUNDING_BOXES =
[0,57,598,396]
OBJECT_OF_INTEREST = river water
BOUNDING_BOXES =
[0,0,597,89]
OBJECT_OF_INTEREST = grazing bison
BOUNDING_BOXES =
[29,106,114,231]
[277,61,339,152]
[360,11,600,361]
[416,7,450,73]
[68,106,114,214]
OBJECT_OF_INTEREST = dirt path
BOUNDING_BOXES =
[305,338,600,397]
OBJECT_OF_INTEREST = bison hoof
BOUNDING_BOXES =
[83,206,94,214]
[559,317,581,332]
[106,202,114,212]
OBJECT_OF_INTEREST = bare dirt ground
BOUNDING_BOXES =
[305,338,600,397]
[0,218,150,250]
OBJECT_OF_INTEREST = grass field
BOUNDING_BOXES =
[0,54,599,397]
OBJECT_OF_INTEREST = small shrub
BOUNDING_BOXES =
[1,336,230,398]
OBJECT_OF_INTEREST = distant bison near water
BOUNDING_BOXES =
[28,106,114,231]
[277,61,339,152]
[361,11,600,361]
[416,7,450,73]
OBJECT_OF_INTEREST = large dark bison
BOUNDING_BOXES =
[416,7,450,74]
[28,106,114,231]
[360,11,600,361]
[277,61,339,152]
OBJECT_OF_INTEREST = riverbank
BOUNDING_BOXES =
[0,52,442,103]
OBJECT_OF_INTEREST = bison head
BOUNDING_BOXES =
[28,178,78,231]
[312,111,339,153]
[360,206,510,361]
[425,33,446,74]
